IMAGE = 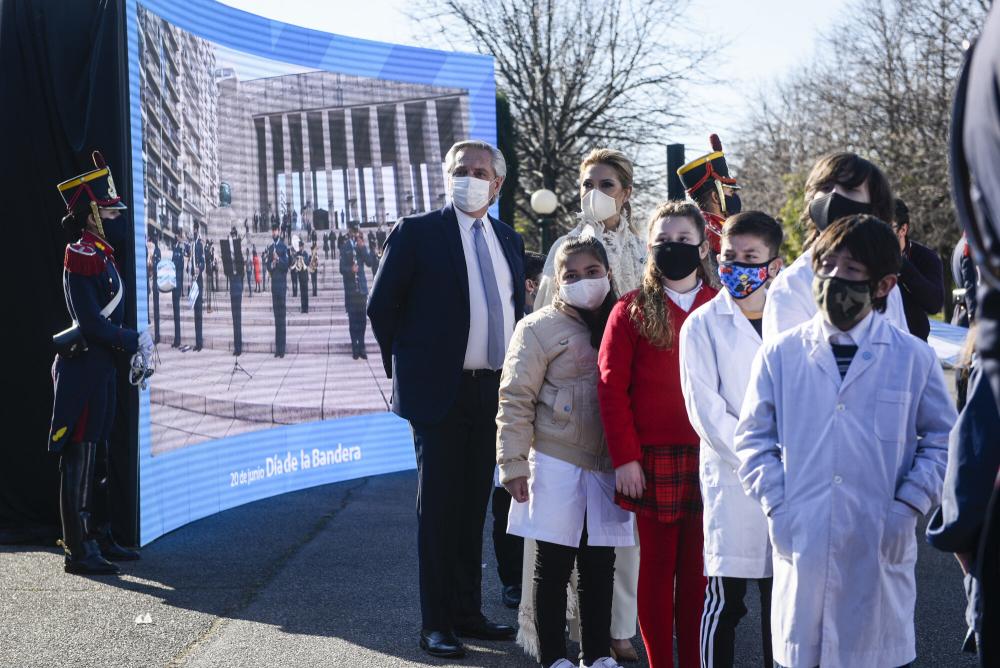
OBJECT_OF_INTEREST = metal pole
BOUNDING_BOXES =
[667,143,686,201]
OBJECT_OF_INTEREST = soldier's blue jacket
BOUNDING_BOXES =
[48,231,139,452]
[268,238,290,291]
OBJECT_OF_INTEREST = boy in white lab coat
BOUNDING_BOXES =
[679,211,783,668]
[735,215,955,668]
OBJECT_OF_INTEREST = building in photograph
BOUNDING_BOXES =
[138,7,219,242]
[213,68,470,237]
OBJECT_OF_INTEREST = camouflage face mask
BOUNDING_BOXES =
[812,274,872,330]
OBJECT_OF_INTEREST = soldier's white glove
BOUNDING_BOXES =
[138,329,154,357]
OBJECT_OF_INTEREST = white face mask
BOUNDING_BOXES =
[559,276,611,310]
[580,189,619,224]
[450,176,493,212]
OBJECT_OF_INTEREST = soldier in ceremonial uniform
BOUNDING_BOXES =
[290,236,299,299]
[294,240,310,313]
[192,228,205,351]
[171,229,185,348]
[677,134,744,256]
[51,152,153,575]
[267,222,290,357]
[309,242,319,297]
[340,229,375,359]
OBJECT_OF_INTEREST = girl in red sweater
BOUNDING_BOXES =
[598,201,717,668]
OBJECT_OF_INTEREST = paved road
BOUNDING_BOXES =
[0,471,979,667]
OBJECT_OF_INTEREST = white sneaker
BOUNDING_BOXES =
[584,658,622,668]
[548,660,576,668]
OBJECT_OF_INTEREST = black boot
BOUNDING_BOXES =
[60,442,119,575]
[92,442,140,562]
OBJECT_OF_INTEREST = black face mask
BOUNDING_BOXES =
[808,192,873,231]
[812,274,872,330]
[724,192,742,215]
[652,242,702,281]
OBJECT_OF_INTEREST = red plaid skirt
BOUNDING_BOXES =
[615,443,702,523]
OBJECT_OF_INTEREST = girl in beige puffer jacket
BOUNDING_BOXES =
[497,236,635,668]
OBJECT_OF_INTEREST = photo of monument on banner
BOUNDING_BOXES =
[136,5,472,455]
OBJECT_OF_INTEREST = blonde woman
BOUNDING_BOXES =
[519,149,645,662]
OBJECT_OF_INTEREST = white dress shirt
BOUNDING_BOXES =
[665,279,703,313]
[821,309,875,347]
[455,206,515,370]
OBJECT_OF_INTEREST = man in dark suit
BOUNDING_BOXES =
[892,198,945,341]
[368,140,525,659]
[171,231,185,348]
[267,223,290,357]
[340,230,375,359]
[149,235,161,344]
[192,229,205,351]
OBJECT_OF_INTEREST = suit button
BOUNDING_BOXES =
[836,404,845,412]
[833,475,843,484]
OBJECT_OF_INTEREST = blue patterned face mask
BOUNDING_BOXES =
[718,259,776,299]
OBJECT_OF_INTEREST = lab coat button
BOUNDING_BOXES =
[833,475,843,484]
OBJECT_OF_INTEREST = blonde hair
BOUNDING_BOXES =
[579,148,636,233]
[628,201,710,349]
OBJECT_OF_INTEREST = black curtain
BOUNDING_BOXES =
[0,0,138,545]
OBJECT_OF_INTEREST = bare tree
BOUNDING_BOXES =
[734,0,987,258]
[412,0,710,237]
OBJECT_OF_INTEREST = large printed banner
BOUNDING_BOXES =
[127,0,497,544]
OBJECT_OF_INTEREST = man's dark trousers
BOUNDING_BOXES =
[230,275,243,354]
[411,370,500,631]
[193,274,204,348]
[271,279,286,355]
[151,282,160,342]
[171,286,182,345]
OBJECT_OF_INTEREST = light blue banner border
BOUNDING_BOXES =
[126,0,496,545]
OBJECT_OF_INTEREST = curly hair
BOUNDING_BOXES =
[628,201,710,349]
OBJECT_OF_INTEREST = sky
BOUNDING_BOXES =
[219,0,850,154]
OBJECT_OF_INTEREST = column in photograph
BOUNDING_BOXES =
[263,115,275,227]
[307,112,327,230]
[423,99,445,212]
[343,108,360,225]
[300,111,312,224]
[255,117,270,225]
[393,102,413,217]
[377,105,400,222]
[327,109,351,229]
[282,113,293,222]
[321,109,336,226]
[350,107,374,225]
[404,102,428,213]
[367,105,385,225]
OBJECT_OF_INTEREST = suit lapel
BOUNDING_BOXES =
[441,204,470,311]
[489,215,525,319]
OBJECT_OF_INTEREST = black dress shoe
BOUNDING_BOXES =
[359,351,368,359]
[419,630,465,658]
[454,618,516,641]
[64,553,120,575]
[501,584,522,609]
[99,540,141,561]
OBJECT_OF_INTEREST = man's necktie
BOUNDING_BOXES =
[472,219,505,369]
